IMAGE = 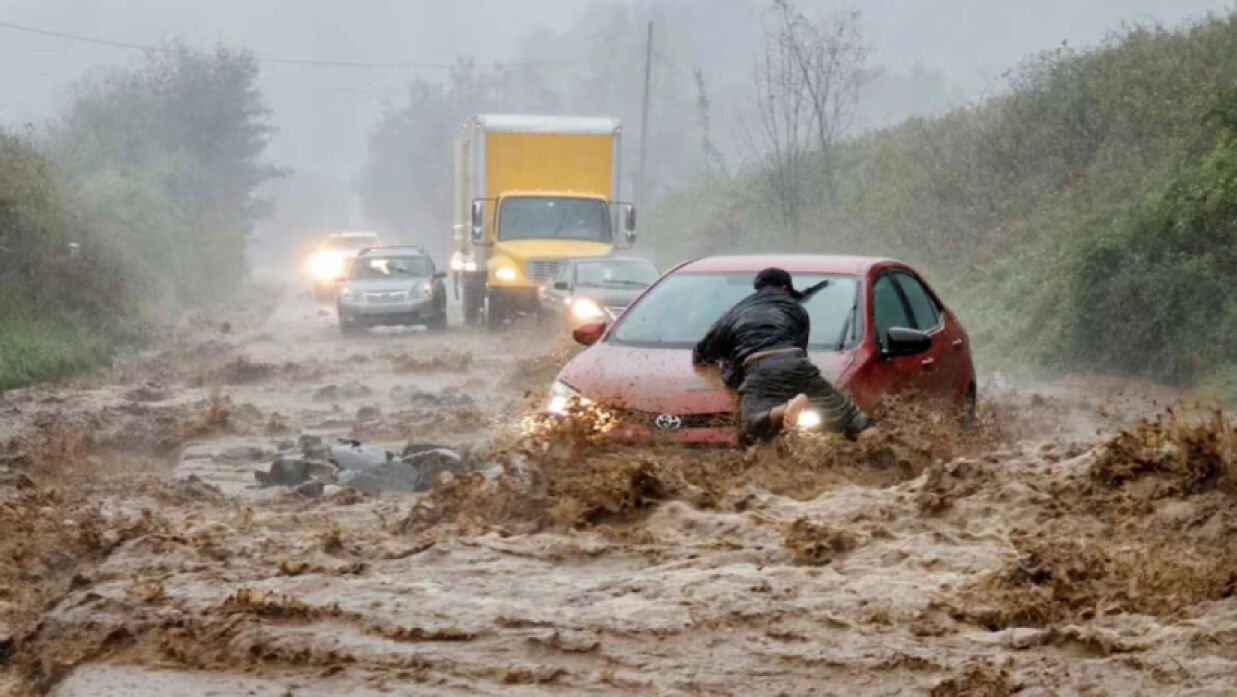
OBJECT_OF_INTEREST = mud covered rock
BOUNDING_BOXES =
[220,445,264,461]
[294,479,325,498]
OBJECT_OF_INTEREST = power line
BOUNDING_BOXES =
[0,19,585,70]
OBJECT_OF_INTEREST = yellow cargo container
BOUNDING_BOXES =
[452,115,636,328]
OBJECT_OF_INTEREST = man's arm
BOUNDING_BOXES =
[791,302,811,350]
[693,311,733,366]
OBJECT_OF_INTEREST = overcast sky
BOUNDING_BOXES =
[2,0,1230,226]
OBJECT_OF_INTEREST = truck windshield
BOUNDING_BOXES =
[498,196,611,242]
[610,272,863,349]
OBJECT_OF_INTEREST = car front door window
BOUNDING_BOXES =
[893,272,941,331]
[871,274,912,349]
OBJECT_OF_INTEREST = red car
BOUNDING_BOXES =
[547,254,976,444]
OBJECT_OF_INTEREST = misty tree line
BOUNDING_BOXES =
[0,44,279,323]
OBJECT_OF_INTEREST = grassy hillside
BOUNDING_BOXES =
[649,14,1237,399]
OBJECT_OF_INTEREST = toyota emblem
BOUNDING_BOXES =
[654,413,683,431]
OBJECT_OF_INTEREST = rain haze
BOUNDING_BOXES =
[4,1,1237,695]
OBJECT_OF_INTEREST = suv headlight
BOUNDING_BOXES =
[338,286,355,301]
[419,281,434,298]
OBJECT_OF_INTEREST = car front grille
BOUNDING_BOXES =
[364,291,408,304]
[615,409,736,430]
[526,259,561,282]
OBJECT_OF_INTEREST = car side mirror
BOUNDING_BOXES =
[470,199,485,244]
[553,281,570,291]
[882,327,932,359]
[432,271,447,280]
[572,321,607,346]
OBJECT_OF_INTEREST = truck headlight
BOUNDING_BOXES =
[545,380,591,415]
[571,297,605,321]
[494,266,518,282]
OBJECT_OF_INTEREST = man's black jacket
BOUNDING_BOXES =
[692,288,810,388]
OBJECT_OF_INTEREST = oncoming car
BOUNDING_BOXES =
[308,231,382,302]
[539,256,659,328]
[336,246,448,334]
[547,254,976,444]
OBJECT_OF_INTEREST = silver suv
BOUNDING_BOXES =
[336,246,447,334]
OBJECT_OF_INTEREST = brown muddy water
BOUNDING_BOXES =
[1,286,1235,697]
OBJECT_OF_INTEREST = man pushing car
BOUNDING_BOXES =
[692,267,873,446]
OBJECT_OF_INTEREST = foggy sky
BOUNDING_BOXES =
[2,0,1230,234]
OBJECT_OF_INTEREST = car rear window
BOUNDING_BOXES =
[610,272,861,349]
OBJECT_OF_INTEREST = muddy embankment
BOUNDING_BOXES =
[2,287,1236,696]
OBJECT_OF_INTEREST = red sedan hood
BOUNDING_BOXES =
[559,342,854,415]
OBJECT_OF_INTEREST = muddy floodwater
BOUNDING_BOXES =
[2,285,1235,697]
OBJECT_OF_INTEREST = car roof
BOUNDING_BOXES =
[678,254,898,275]
[356,245,427,256]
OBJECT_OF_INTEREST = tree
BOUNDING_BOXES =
[744,0,868,222]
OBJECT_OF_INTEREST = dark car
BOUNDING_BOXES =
[336,246,448,334]
[550,254,976,444]
[539,256,660,328]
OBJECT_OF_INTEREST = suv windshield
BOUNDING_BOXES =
[499,196,611,242]
[350,255,431,280]
[575,260,658,288]
[611,272,862,349]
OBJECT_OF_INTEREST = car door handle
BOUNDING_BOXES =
[921,357,936,368]
[951,339,965,350]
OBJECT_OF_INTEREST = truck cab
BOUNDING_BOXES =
[452,115,636,328]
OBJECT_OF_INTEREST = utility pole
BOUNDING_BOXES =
[636,20,653,207]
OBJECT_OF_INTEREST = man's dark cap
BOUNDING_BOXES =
[754,267,801,297]
[754,266,828,301]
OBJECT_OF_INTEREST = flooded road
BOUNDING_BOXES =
[2,284,1235,696]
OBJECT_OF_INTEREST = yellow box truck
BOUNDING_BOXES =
[451,115,636,328]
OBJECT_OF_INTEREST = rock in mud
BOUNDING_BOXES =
[255,456,310,486]
[330,443,394,471]
[356,405,382,421]
[294,479,325,498]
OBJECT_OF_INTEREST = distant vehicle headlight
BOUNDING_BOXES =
[450,256,477,272]
[796,409,823,430]
[571,297,606,321]
[545,380,592,415]
[463,260,477,272]
[310,250,345,280]
[494,266,518,282]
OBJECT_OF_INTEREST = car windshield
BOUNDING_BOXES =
[350,255,431,280]
[499,196,611,242]
[610,272,862,349]
[575,260,658,288]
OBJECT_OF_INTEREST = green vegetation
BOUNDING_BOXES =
[0,45,278,389]
[650,13,1237,399]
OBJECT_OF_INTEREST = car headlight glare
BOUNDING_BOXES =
[545,380,591,415]
[571,297,605,321]
[419,281,434,298]
[310,251,344,280]
[338,286,354,301]
[797,409,823,430]
[494,266,518,282]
